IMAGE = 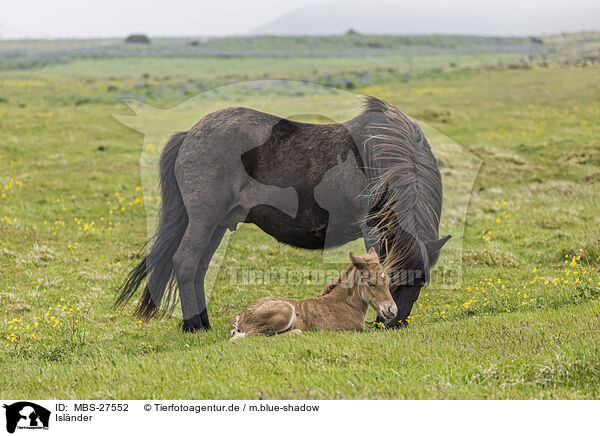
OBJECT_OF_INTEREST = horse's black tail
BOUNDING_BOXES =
[115,131,189,319]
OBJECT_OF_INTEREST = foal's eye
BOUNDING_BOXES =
[367,281,377,287]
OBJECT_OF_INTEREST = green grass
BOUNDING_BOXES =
[0,34,541,71]
[0,52,599,398]
[32,53,527,78]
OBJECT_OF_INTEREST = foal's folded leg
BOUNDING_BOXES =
[245,300,297,337]
[280,329,302,336]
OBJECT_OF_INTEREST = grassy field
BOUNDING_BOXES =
[1,36,599,399]
[0,34,541,70]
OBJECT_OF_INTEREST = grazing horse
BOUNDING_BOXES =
[117,96,450,332]
[230,248,396,339]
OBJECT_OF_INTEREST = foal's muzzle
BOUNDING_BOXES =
[381,303,398,320]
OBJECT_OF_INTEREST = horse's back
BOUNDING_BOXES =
[174,107,363,249]
[179,107,283,157]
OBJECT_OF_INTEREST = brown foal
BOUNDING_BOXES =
[230,248,397,339]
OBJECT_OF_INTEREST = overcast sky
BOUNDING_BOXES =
[1,0,599,39]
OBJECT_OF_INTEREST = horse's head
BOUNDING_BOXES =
[348,248,396,320]
[384,234,452,327]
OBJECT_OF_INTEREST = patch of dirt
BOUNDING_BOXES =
[584,172,600,184]
[471,145,528,167]
[560,237,600,264]
[528,180,577,196]
[16,243,56,266]
[462,249,520,268]
[413,107,455,124]
[566,146,600,166]
[536,218,575,230]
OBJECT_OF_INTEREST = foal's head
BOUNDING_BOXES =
[347,248,397,320]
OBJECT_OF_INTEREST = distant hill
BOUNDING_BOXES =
[251,1,411,36]
[250,0,600,36]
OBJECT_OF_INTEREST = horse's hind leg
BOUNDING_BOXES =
[190,225,227,330]
[173,200,228,332]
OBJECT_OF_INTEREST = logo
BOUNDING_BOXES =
[3,402,50,434]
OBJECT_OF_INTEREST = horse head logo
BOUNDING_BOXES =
[3,402,51,434]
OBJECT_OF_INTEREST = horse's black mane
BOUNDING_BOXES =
[360,96,442,282]
[363,95,395,113]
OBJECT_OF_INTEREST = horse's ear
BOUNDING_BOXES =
[367,247,377,257]
[426,235,452,267]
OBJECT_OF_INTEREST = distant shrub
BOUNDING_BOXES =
[125,34,151,44]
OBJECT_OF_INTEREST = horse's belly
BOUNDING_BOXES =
[246,204,360,249]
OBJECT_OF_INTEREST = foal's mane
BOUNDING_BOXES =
[360,97,442,281]
[319,263,354,296]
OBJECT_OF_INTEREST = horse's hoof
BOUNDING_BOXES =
[181,314,211,332]
[375,316,408,329]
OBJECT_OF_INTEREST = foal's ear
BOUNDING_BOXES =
[425,235,452,267]
[349,251,364,267]
[367,247,377,257]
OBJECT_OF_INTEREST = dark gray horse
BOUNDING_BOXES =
[117,96,450,332]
